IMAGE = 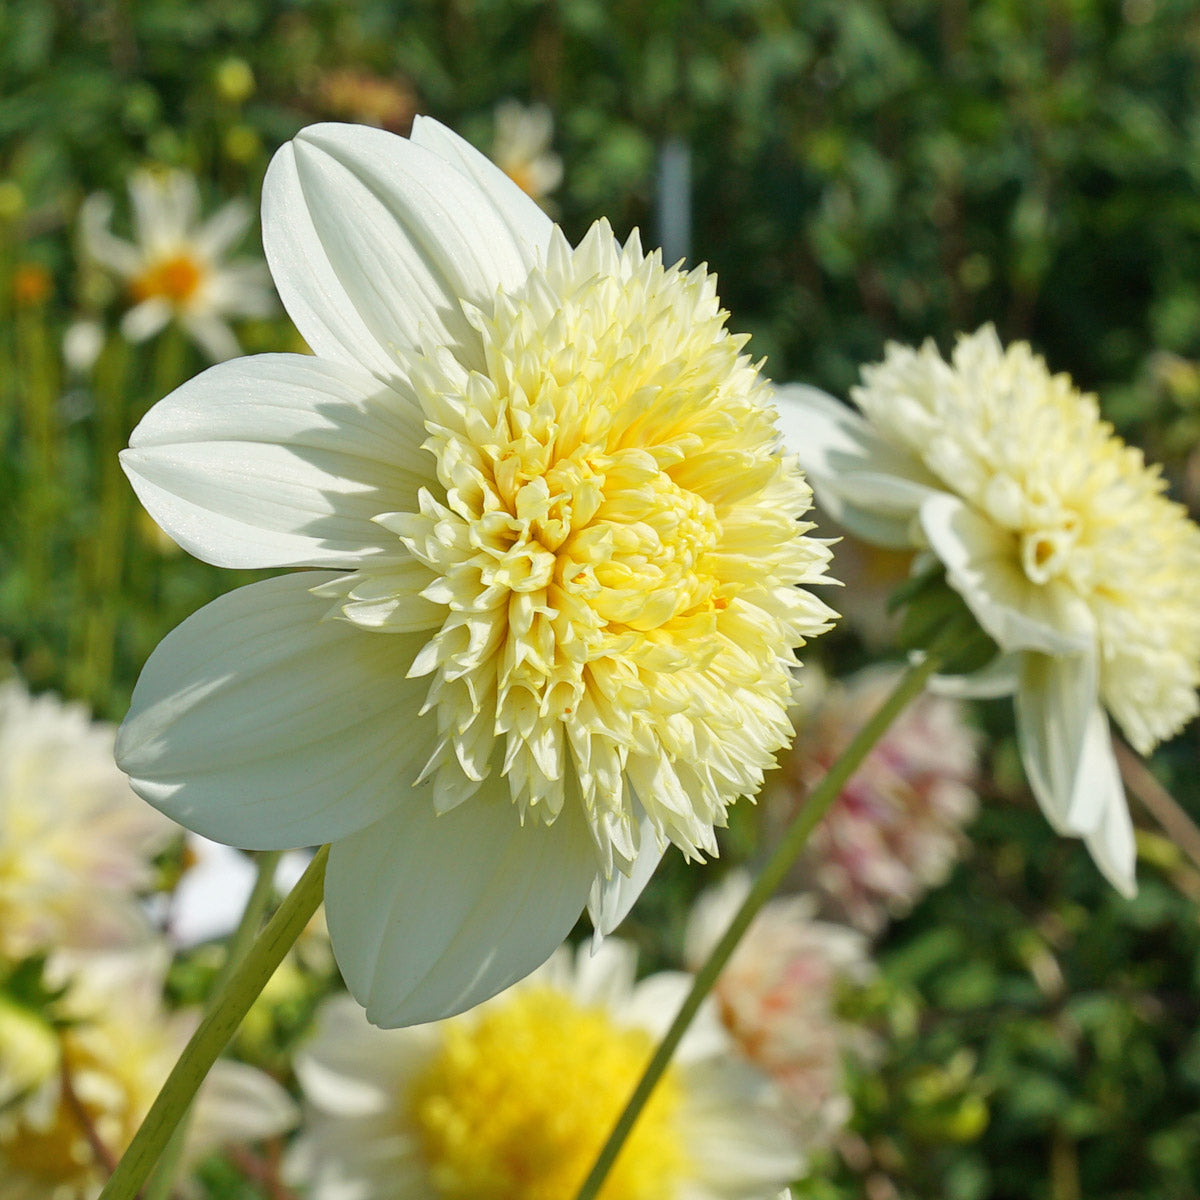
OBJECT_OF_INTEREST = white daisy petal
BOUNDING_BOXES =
[179,312,240,363]
[1015,651,1102,835]
[121,297,172,343]
[325,785,596,1028]
[773,382,941,547]
[409,113,555,257]
[122,353,425,569]
[920,493,1093,655]
[194,197,253,258]
[79,193,142,275]
[262,121,538,381]
[116,573,431,850]
[1081,733,1137,897]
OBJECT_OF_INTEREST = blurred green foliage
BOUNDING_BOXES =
[4,2,1200,1197]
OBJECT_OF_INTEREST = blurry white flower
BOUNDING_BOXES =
[685,872,873,1150]
[115,118,836,1027]
[0,949,296,1200]
[62,320,105,376]
[491,99,563,206]
[771,665,980,934]
[0,680,174,959]
[80,169,274,362]
[776,326,1200,895]
[288,938,802,1200]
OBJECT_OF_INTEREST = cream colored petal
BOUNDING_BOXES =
[262,121,540,382]
[920,493,1093,655]
[1082,735,1137,898]
[123,353,427,569]
[586,793,665,940]
[116,572,433,849]
[325,782,595,1028]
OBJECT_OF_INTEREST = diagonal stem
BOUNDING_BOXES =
[573,632,967,1200]
[1114,738,1200,875]
[98,846,328,1200]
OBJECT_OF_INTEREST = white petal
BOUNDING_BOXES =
[1081,733,1137,897]
[409,114,554,259]
[772,383,941,548]
[262,122,539,382]
[179,312,240,362]
[920,493,1094,655]
[195,198,252,257]
[190,1059,299,1155]
[79,193,141,276]
[929,651,1021,699]
[123,353,428,569]
[1016,652,1103,835]
[116,573,433,850]
[121,298,172,343]
[587,796,665,941]
[325,783,595,1028]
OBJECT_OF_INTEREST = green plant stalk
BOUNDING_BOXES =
[143,849,284,1200]
[99,846,327,1200]
[573,628,969,1200]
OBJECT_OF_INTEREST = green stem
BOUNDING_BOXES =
[143,849,284,1200]
[573,631,968,1200]
[99,846,327,1200]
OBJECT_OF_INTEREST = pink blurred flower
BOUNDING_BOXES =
[685,872,873,1150]
[771,665,980,935]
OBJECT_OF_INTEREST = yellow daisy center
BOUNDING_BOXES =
[407,986,686,1200]
[328,221,836,871]
[130,252,205,305]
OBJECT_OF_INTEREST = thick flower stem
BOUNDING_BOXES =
[99,846,327,1200]
[574,631,968,1200]
[143,849,284,1200]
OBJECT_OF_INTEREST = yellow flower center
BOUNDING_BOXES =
[326,221,836,870]
[130,252,204,305]
[408,986,687,1200]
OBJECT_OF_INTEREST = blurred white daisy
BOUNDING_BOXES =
[80,168,275,362]
[0,680,175,960]
[115,118,837,1027]
[491,99,563,207]
[288,938,802,1200]
[0,949,297,1200]
[776,326,1200,895]
[771,665,980,934]
[685,872,873,1151]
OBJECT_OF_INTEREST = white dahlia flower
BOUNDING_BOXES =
[80,168,275,361]
[287,939,803,1200]
[0,680,175,959]
[776,326,1200,895]
[685,872,873,1151]
[0,950,297,1200]
[115,119,837,1027]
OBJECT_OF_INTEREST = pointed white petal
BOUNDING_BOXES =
[409,114,554,259]
[195,198,252,257]
[325,784,595,1028]
[116,573,433,850]
[262,122,539,381]
[771,383,941,547]
[1016,652,1102,835]
[179,312,240,362]
[1081,734,1137,897]
[191,1060,299,1155]
[930,651,1021,699]
[920,494,1094,655]
[121,298,172,343]
[123,353,428,569]
[587,795,665,940]
[79,193,141,276]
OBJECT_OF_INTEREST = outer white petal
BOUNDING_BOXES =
[121,298,172,343]
[587,794,666,941]
[116,573,432,850]
[1081,730,1137,897]
[189,1059,299,1155]
[772,383,941,548]
[325,783,596,1028]
[180,312,240,362]
[262,121,541,382]
[122,353,427,569]
[920,493,1094,655]
[1016,652,1104,836]
[929,651,1021,699]
[409,113,555,257]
